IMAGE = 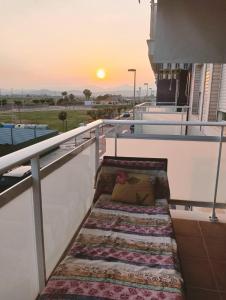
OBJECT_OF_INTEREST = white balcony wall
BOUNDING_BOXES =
[106,138,226,204]
[218,143,226,204]
[42,143,96,277]
[0,189,39,300]
[135,112,186,135]
[0,142,96,299]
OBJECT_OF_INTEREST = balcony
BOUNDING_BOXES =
[1,117,226,299]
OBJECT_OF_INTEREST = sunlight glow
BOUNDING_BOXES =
[96,69,106,79]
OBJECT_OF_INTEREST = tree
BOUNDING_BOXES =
[40,99,46,105]
[1,99,7,106]
[33,99,40,104]
[58,111,67,131]
[87,110,97,120]
[61,91,69,107]
[69,93,75,103]
[83,89,92,101]
[14,100,22,106]
[45,98,55,105]
[62,91,68,98]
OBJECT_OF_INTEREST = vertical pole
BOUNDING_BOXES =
[200,64,207,132]
[114,125,118,157]
[180,109,183,135]
[210,126,224,223]
[185,107,189,136]
[141,111,143,120]
[95,127,100,173]
[11,127,14,145]
[31,157,46,292]
[133,71,136,120]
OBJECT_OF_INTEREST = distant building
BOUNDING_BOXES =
[95,94,123,105]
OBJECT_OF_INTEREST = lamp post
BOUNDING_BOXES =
[149,87,153,98]
[137,87,141,102]
[128,69,136,119]
[144,83,149,98]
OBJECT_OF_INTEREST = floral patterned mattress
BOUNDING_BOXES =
[40,194,184,300]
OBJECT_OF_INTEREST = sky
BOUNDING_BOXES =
[0,0,155,91]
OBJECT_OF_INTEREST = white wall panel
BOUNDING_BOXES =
[41,144,96,277]
[106,138,225,204]
[0,189,39,300]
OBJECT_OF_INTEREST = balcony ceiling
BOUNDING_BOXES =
[153,0,226,63]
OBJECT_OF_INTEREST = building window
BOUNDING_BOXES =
[159,63,163,70]
[184,63,189,70]
[167,63,171,70]
[175,63,180,69]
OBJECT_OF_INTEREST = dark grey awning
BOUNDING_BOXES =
[153,0,226,63]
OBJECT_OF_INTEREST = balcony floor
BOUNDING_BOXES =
[173,218,226,300]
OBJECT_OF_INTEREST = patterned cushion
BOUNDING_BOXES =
[94,156,170,202]
[103,158,166,170]
[112,172,155,206]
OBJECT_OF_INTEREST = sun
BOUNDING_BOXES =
[96,68,106,79]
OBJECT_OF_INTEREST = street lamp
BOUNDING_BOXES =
[149,87,153,97]
[136,87,141,101]
[128,69,136,119]
[144,83,149,98]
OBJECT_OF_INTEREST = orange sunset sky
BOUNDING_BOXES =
[0,0,155,91]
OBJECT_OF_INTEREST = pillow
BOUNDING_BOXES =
[94,156,170,202]
[94,164,170,202]
[94,170,116,201]
[112,171,155,206]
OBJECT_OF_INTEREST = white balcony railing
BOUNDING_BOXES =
[135,105,190,135]
[0,118,226,300]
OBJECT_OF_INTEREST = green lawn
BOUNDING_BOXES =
[0,110,93,132]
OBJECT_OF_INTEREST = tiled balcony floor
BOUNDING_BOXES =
[172,219,226,300]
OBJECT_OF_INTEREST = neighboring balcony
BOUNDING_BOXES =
[1,117,226,299]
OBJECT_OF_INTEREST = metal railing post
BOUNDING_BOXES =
[95,127,100,173]
[185,106,189,136]
[31,157,46,292]
[210,126,224,223]
[140,111,143,120]
[115,125,118,157]
[180,109,184,135]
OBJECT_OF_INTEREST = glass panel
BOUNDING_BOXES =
[217,143,226,204]
[41,143,96,277]
[135,112,186,135]
[106,138,219,203]
[0,189,39,300]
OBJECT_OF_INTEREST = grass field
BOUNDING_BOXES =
[0,110,93,132]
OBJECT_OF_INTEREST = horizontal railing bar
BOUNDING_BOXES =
[141,112,187,115]
[103,119,226,127]
[117,133,222,142]
[0,118,225,175]
[136,105,190,109]
[169,199,226,209]
[0,120,103,174]
[0,176,32,209]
